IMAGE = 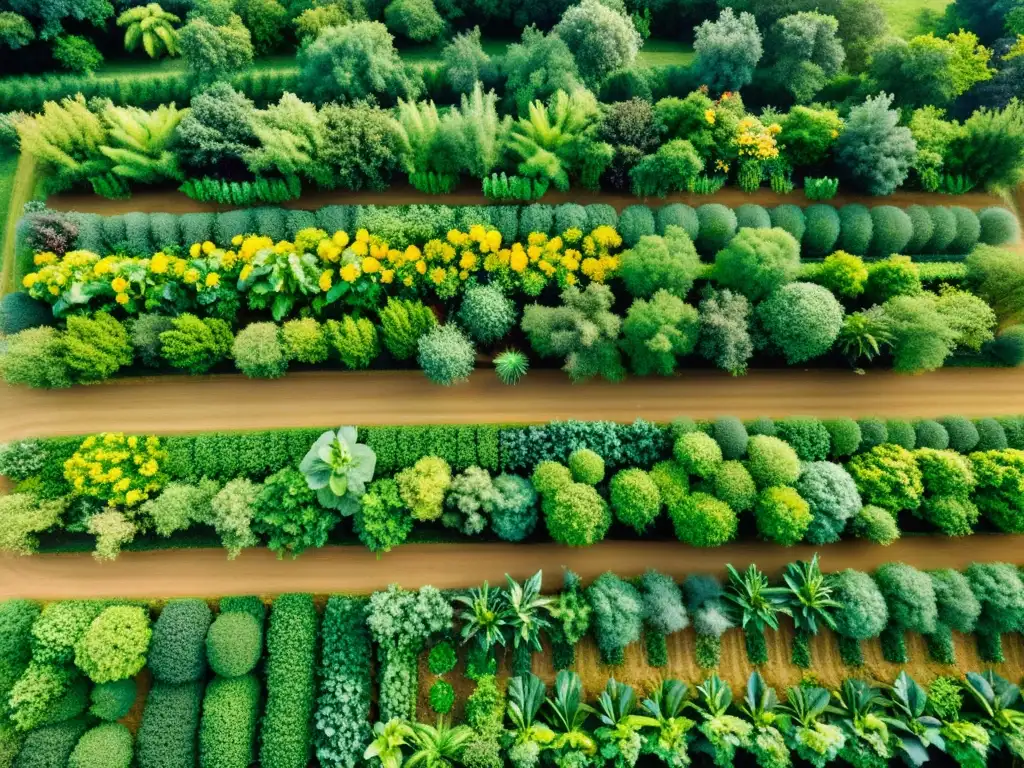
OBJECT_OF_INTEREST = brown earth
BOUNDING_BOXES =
[4,367,1024,443]
[45,181,1012,216]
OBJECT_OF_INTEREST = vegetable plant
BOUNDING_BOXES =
[299,426,376,514]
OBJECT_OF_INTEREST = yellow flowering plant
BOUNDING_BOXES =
[63,433,167,507]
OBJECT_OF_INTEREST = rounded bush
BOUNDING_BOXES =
[75,606,151,684]
[746,435,801,488]
[585,204,618,231]
[824,418,861,459]
[673,432,723,479]
[975,418,1008,451]
[869,205,913,257]
[815,251,867,298]
[198,674,260,768]
[620,228,700,299]
[233,323,287,379]
[847,444,923,513]
[925,206,957,253]
[0,293,52,336]
[713,227,800,301]
[281,318,328,364]
[875,562,937,634]
[518,204,554,238]
[796,462,862,545]
[997,416,1024,449]
[746,417,776,437]
[554,203,588,234]
[914,420,949,450]
[940,416,979,453]
[68,723,132,768]
[885,419,916,450]
[656,204,699,240]
[851,504,900,545]
[649,460,689,508]
[756,283,843,364]
[803,204,842,257]
[768,204,806,243]
[669,492,737,547]
[838,204,873,256]
[755,486,811,546]
[428,642,457,675]
[206,612,262,678]
[864,255,921,304]
[148,599,212,685]
[89,679,137,722]
[711,416,748,460]
[831,569,888,640]
[857,418,888,450]
[544,482,611,547]
[610,469,661,533]
[922,495,979,537]
[137,681,203,768]
[776,417,831,462]
[418,325,475,386]
[735,204,771,230]
[696,204,737,254]
[458,285,516,345]
[568,448,605,485]
[711,460,756,512]
[948,207,981,254]
[986,326,1024,366]
[619,205,657,247]
[429,680,455,714]
[903,205,934,254]
[531,461,573,497]
[490,474,538,542]
[17,720,88,768]
[978,207,1020,246]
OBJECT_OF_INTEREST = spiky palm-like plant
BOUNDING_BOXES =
[455,580,509,656]
[725,563,790,664]
[782,554,840,667]
[364,718,415,768]
[98,103,186,184]
[494,349,529,385]
[117,3,180,59]
[406,719,474,768]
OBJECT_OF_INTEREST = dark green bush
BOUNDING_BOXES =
[149,213,180,250]
[925,206,957,253]
[199,675,260,768]
[776,417,830,462]
[745,417,776,437]
[865,255,922,304]
[948,207,981,254]
[696,204,737,254]
[711,416,748,460]
[585,204,617,231]
[179,213,215,246]
[0,600,38,696]
[206,612,262,679]
[857,418,888,450]
[656,204,698,240]
[885,420,916,450]
[735,204,771,230]
[974,418,1008,451]
[68,723,133,768]
[914,420,949,450]
[803,204,841,257]
[985,326,1024,366]
[0,293,53,336]
[13,719,86,768]
[824,419,861,459]
[940,416,980,453]
[214,210,255,244]
[838,204,873,256]
[148,599,212,684]
[869,206,913,257]
[518,204,554,238]
[904,205,934,254]
[314,205,351,234]
[554,203,588,233]
[89,679,137,722]
[137,682,204,768]
[619,205,657,247]
[997,417,1024,449]
[978,207,1020,246]
[768,204,805,243]
[260,594,317,768]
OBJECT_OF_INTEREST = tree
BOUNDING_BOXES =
[544,482,611,546]
[173,82,258,174]
[117,3,180,58]
[870,32,993,109]
[245,93,325,183]
[233,0,288,54]
[694,8,763,92]
[835,93,917,195]
[883,293,957,374]
[714,227,800,302]
[319,103,407,191]
[53,35,104,74]
[621,290,700,376]
[298,22,420,104]
[501,26,583,114]
[756,282,844,364]
[385,0,444,41]
[587,572,645,664]
[294,5,352,42]
[777,105,843,168]
[949,0,1021,42]
[832,0,888,72]
[178,15,253,83]
[769,12,845,103]
[0,12,34,50]
[442,26,495,93]
[946,99,1024,191]
[552,0,641,86]
[522,283,624,382]
[15,96,107,186]
[698,288,753,376]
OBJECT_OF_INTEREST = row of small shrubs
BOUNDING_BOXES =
[48,201,1019,262]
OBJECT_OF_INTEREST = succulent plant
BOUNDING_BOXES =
[299,426,376,514]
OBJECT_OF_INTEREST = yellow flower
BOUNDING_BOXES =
[340,264,359,282]
[566,273,577,285]
[240,264,253,282]
[22,273,38,288]
[93,260,112,276]
[356,229,370,243]
[49,285,59,295]
[404,245,422,262]
[183,268,200,285]
[527,232,546,247]
[33,252,56,266]
[115,292,129,305]
[415,260,427,275]
[485,230,502,252]
[830,129,839,139]
[459,252,477,270]
[125,489,143,506]
[150,252,169,274]
[318,241,341,263]
[403,275,414,287]
[231,235,243,246]
[362,256,381,274]
[510,250,528,272]
[705,109,716,125]
[201,240,215,255]
[174,259,187,277]
[562,255,579,271]
[350,240,369,257]
[527,245,542,263]
[459,270,469,280]
[319,270,333,292]
[111,277,129,292]
[189,243,201,258]
[205,272,220,288]
[333,231,350,248]
[430,267,447,285]
[382,269,395,284]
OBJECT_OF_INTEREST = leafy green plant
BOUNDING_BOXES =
[640,680,694,768]
[594,678,658,768]
[502,571,553,669]
[885,672,945,767]
[544,670,597,763]
[299,426,376,514]
[455,581,509,657]
[779,685,846,767]
[364,718,414,768]
[831,679,893,768]
[782,555,839,667]
[725,563,790,665]
[737,672,790,768]
[962,671,1024,761]
[507,674,556,765]
[691,674,752,766]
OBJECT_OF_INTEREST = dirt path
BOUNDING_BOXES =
[46,181,1011,216]
[3,367,1024,443]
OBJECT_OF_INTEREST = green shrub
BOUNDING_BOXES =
[160,315,232,374]
[986,326,1024,366]
[851,505,900,545]
[921,496,979,536]
[735,204,771,230]
[31,601,106,666]
[830,569,888,641]
[544,482,610,546]
[609,469,661,533]
[966,562,1024,646]
[74,606,151,684]
[746,417,776,437]
[396,456,452,522]
[587,573,644,664]
[978,207,1020,246]
[710,461,756,513]
[428,641,457,676]
[137,681,204,768]
[711,416,747,460]
[755,486,811,545]
[869,205,914,257]
[568,448,605,485]
[618,205,656,247]
[233,323,286,379]
[847,444,923,513]
[673,432,722,479]
[803,204,841,257]
[857,418,888,450]
[925,206,957,253]
[458,286,516,345]
[865,255,921,304]
[518,204,554,238]
[379,298,436,360]
[974,418,1008,451]
[418,325,475,386]
[930,569,980,634]
[619,228,700,299]
[0,599,38,696]
[68,723,132,768]
[756,283,843,364]
[0,293,52,336]
[650,461,689,509]
[429,680,455,714]
[714,227,800,301]
[696,204,737,254]
[324,315,379,370]
[668,492,737,547]
[971,450,1024,532]
[838,204,873,256]
[148,599,212,685]
[768,204,805,244]
[253,468,336,557]
[260,594,317,768]
[531,461,573,497]
[206,612,262,678]
[746,435,801,488]
[554,204,588,233]
[940,416,979,453]
[824,418,861,459]
[885,419,916,450]
[2,327,71,389]
[281,318,328,364]
[656,204,699,240]
[875,563,937,634]
[489,474,538,542]
[585,204,617,231]
[914,420,949,450]
[997,417,1024,450]
[130,314,174,368]
[199,675,260,768]
[775,417,830,462]
[14,719,86,768]
[622,290,700,375]
[948,207,981,254]
[797,461,863,545]
[89,679,137,722]
[904,205,935,254]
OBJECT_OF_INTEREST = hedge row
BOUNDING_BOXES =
[57,201,1019,260]
[137,681,204,768]
[198,675,260,768]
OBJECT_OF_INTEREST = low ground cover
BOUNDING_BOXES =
[4,415,1024,560]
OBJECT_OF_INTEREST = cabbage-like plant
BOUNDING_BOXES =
[595,678,659,768]
[885,672,945,767]
[691,674,752,766]
[738,672,791,768]
[829,679,891,768]
[640,679,694,767]
[963,671,1024,761]
[779,685,846,767]
[300,426,376,513]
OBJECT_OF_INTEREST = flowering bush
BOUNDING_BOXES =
[63,433,167,507]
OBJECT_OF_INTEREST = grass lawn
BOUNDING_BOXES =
[0,152,39,297]
[876,0,952,37]
[93,54,297,80]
